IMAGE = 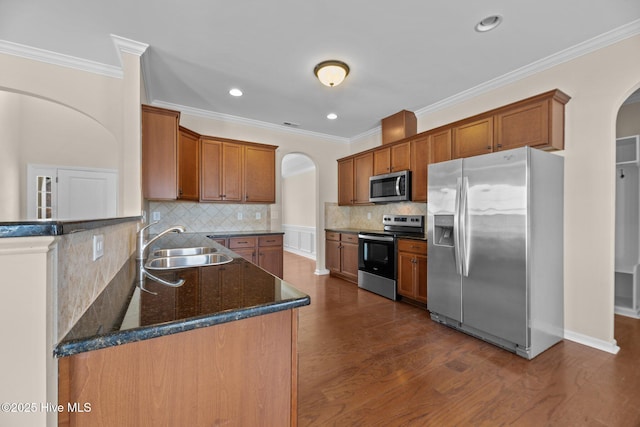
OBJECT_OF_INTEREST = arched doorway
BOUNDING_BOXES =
[614,87,640,324]
[281,153,318,260]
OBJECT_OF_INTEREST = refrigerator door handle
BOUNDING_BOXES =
[453,177,463,276]
[460,176,470,277]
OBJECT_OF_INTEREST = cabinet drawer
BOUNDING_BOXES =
[340,233,358,244]
[229,237,257,249]
[326,231,340,241]
[398,239,427,254]
[259,235,283,247]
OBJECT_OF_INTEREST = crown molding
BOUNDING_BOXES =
[151,100,351,144]
[415,19,640,118]
[0,39,123,78]
[111,34,148,58]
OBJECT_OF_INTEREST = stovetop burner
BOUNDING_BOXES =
[359,214,425,238]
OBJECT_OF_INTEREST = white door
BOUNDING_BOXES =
[27,165,118,220]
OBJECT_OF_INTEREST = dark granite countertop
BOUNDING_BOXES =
[0,216,140,238]
[54,233,309,358]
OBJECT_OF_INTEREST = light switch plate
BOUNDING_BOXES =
[93,234,104,261]
[256,212,261,220]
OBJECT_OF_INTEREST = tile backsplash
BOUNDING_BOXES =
[325,202,427,230]
[148,201,270,234]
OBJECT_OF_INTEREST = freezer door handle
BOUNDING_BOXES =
[453,177,463,276]
[460,176,470,277]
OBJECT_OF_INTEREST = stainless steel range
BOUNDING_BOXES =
[358,214,425,300]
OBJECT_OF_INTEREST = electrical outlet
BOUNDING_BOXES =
[93,234,104,261]
[152,211,161,221]
[367,212,372,220]
[256,212,261,220]
[237,212,243,220]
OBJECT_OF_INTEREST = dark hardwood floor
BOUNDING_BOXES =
[283,252,640,427]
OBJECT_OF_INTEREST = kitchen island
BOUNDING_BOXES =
[55,233,309,426]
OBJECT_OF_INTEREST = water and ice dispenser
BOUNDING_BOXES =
[433,215,455,247]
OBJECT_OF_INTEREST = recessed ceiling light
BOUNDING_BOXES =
[229,88,243,97]
[327,113,338,120]
[475,15,503,32]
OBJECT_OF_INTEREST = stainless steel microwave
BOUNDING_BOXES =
[369,170,411,203]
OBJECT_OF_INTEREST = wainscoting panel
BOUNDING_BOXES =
[282,224,316,260]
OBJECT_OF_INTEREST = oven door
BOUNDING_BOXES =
[358,234,396,280]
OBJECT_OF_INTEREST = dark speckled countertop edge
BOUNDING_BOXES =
[0,216,141,238]
[54,296,310,358]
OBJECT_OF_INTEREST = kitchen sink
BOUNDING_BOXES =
[151,246,217,258]
[145,253,233,270]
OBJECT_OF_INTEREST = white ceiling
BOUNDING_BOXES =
[1,1,640,141]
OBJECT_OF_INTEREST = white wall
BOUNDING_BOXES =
[0,52,143,217]
[0,92,21,220]
[282,169,316,227]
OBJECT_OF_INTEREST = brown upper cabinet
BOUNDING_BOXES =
[200,138,243,202]
[142,105,180,200]
[411,129,452,202]
[178,126,200,201]
[200,136,277,204]
[494,90,570,152]
[142,105,277,205]
[452,116,494,158]
[373,141,411,175]
[338,153,373,206]
[337,89,569,204]
[453,89,570,159]
[244,144,276,203]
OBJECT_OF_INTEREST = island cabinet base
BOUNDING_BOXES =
[59,309,299,426]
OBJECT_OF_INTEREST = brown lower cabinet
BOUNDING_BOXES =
[397,239,427,304]
[58,309,299,427]
[325,231,359,283]
[228,234,283,278]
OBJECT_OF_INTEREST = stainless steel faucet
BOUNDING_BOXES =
[136,221,186,260]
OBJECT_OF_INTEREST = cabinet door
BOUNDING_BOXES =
[410,135,430,202]
[495,99,549,151]
[340,241,359,283]
[200,139,223,201]
[326,239,341,273]
[142,105,179,200]
[258,245,283,278]
[178,127,200,200]
[397,251,416,298]
[244,145,275,203]
[222,142,243,202]
[354,153,373,204]
[338,158,354,206]
[430,129,452,164]
[391,142,411,172]
[452,116,493,159]
[373,147,391,175]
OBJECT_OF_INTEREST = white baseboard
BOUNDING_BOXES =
[564,329,620,354]
[315,269,330,276]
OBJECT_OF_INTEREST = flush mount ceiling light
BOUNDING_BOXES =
[229,88,243,97]
[314,60,350,87]
[327,113,338,120]
[475,15,503,32]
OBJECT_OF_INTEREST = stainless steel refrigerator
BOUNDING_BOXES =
[427,147,564,359]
